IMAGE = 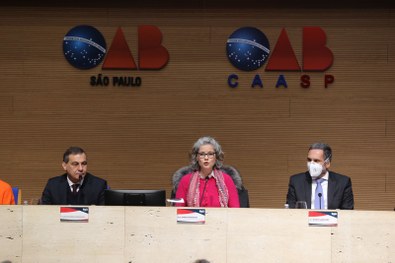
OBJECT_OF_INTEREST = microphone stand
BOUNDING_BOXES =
[318,193,322,209]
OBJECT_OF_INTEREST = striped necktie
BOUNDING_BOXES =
[72,184,80,195]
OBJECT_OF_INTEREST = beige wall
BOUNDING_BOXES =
[1,206,395,262]
[0,5,394,210]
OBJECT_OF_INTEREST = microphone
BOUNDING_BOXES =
[318,193,322,209]
[200,176,210,207]
[76,175,84,204]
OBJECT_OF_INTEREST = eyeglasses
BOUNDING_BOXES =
[198,152,216,159]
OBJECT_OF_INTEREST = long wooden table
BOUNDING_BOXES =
[1,206,394,262]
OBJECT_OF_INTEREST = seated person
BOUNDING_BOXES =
[286,142,354,209]
[41,146,107,205]
[175,136,240,207]
[0,179,15,205]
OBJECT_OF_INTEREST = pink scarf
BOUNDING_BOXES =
[186,169,229,207]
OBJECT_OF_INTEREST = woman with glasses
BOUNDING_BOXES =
[174,136,240,207]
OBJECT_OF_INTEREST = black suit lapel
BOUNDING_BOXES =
[304,172,313,209]
[60,175,70,204]
[327,172,336,209]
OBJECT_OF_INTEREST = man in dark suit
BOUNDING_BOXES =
[41,146,107,205]
[286,143,354,209]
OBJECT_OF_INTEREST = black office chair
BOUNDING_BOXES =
[171,165,250,208]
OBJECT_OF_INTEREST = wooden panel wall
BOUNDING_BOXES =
[0,4,394,210]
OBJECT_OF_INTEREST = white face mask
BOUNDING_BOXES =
[307,161,324,179]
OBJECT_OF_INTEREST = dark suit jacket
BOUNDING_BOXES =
[41,173,107,205]
[286,171,354,209]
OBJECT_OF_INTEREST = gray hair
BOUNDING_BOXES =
[309,142,332,162]
[190,136,224,170]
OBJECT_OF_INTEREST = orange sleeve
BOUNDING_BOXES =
[1,182,15,205]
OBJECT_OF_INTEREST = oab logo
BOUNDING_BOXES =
[226,27,334,89]
[63,25,107,69]
[63,25,169,87]
[227,27,270,71]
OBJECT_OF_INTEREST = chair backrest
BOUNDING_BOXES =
[171,165,250,208]
[12,187,22,205]
[220,165,250,208]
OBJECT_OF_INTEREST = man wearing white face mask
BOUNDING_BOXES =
[286,142,354,209]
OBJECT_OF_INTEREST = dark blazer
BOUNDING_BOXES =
[286,171,354,209]
[41,173,107,205]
